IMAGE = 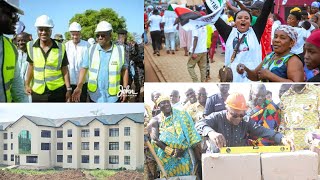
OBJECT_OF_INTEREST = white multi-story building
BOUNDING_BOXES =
[0,113,144,170]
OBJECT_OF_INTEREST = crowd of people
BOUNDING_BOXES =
[144,83,320,179]
[0,0,144,102]
[144,0,320,82]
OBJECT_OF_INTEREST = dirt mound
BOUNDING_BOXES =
[107,170,143,180]
[0,170,87,180]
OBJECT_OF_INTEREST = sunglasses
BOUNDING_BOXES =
[96,32,111,38]
[228,110,245,118]
[38,28,51,32]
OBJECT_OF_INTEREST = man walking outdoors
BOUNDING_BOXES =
[25,15,71,102]
[65,22,89,102]
[87,21,128,102]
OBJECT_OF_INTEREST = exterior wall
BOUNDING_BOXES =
[0,132,3,164]
[0,116,143,170]
[87,120,106,169]
[62,121,81,169]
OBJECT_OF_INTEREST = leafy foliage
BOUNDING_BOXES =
[65,8,127,41]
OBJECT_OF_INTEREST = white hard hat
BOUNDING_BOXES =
[95,21,112,33]
[88,38,95,45]
[34,15,54,28]
[69,22,82,32]
[3,0,24,15]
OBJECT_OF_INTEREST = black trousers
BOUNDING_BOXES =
[150,30,161,52]
[32,86,66,102]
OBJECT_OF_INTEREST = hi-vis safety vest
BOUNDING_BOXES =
[88,44,124,96]
[1,36,18,102]
[26,40,65,94]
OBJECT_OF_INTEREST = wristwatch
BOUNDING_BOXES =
[67,87,72,91]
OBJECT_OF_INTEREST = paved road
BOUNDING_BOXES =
[144,43,225,82]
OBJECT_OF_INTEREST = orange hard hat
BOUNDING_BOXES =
[225,92,247,111]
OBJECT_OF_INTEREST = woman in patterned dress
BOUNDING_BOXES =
[237,25,304,82]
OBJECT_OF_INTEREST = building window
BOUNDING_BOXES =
[3,133,7,139]
[81,129,90,137]
[81,155,89,163]
[94,142,99,150]
[57,155,63,163]
[26,156,38,163]
[4,143,7,150]
[124,141,130,150]
[57,130,63,138]
[11,155,14,161]
[94,128,100,136]
[67,155,72,163]
[18,130,31,154]
[109,128,119,137]
[57,143,63,150]
[41,143,50,150]
[67,129,72,137]
[109,155,119,164]
[124,156,130,165]
[81,142,89,150]
[3,154,7,161]
[67,142,72,150]
[10,132,13,139]
[109,142,119,150]
[11,143,13,150]
[124,127,130,136]
[94,156,99,164]
[41,130,51,138]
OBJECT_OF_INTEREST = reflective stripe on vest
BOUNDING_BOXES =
[88,44,124,95]
[26,40,65,94]
[2,36,17,102]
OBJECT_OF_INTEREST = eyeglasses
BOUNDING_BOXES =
[228,110,245,119]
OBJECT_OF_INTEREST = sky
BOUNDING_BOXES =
[0,103,143,122]
[19,0,144,39]
[144,83,296,105]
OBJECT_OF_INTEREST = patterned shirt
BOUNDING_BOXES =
[195,110,283,153]
[249,99,280,146]
[154,109,201,177]
[186,102,205,123]
[280,84,320,150]
[261,52,296,81]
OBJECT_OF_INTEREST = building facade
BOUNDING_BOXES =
[0,113,144,170]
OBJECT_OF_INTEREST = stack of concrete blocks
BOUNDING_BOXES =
[202,150,318,180]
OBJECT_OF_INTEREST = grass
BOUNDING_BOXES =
[4,169,57,175]
[85,169,119,179]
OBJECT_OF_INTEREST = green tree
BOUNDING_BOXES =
[65,8,127,41]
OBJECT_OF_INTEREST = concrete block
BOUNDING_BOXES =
[202,153,261,180]
[261,150,318,180]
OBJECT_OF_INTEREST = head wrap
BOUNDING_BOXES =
[275,25,298,44]
[311,2,320,8]
[290,7,301,13]
[156,96,170,106]
[306,30,320,48]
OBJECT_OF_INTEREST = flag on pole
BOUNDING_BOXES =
[182,7,223,31]
[168,0,226,31]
